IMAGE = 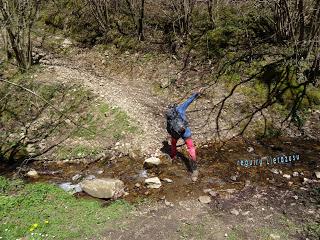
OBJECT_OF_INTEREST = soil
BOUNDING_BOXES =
[26,136,320,240]
[2,45,320,239]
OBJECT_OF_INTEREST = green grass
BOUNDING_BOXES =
[0,176,133,240]
[72,103,138,141]
[255,227,289,240]
[178,223,206,240]
[56,144,102,159]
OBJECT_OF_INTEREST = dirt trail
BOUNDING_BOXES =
[40,51,168,154]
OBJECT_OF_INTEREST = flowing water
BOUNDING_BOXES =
[1,137,320,203]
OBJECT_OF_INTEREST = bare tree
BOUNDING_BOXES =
[0,0,41,71]
[86,0,111,33]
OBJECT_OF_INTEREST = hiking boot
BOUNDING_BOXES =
[191,169,199,182]
[190,160,197,172]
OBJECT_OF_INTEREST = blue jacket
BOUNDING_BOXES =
[176,93,199,139]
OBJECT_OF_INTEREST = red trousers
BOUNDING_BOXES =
[171,137,196,162]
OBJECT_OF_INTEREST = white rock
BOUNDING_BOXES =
[135,183,141,188]
[164,200,174,207]
[62,38,72,47]
[241,211,250,216]
[59,182,82,193]
[162,178,173,183]
[72,174,82,182]
[84,175,96,180]
[198,196,211,204]
[303,178,311,184]
[293,195,298,200]
[283,174,291,179]
[145,177,162,189]
[292,172,299,177]
[26,169,39,178]
[269,233,280,240]
[230,209,239,216]
[208,190,218,197]
[230,175,237,181]
[247,147,254,153]
[270,168,280,174]
[144,157,161,168]
[203,188,212,193]
[80,178,124,199]
[315,171,320,179]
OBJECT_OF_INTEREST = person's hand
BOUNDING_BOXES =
[197,87,205,95]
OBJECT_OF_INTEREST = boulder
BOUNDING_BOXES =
[80,178,124,199]
[145,177,162,189]
[144,157,161,168]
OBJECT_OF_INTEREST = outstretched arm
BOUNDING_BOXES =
[178,93,199,113]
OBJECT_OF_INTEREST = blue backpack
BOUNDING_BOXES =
[166,105,188,139]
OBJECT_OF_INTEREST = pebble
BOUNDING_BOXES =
[162,178,173,183]
[269,233,280,240]
[230,175,237,181]
[198,196,211,204]
[315,171,320,179]
[270,168,280,174]
[72,174,82,181]
[230,209,239,216]
[241,211,250,216]
[293,195,298,200]
[135,183,141,188]
[292,172,299,177]
[164,200,174,207]
[283,174,291,179]
[145,177,162,189]
[247,147,254,153]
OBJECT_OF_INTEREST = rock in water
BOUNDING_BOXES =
[247,147,254,153]
[144,157,161,168]
[145,177,162,189]
[59,182,82,193]
[198,196,211,204]
[292,172,299,177]
[162,178,173,183]
[283,174,291,179]
[80,178,124,199]
[72,174,82,182]
[26,169,39,179]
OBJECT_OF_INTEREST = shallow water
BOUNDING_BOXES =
[1,137,319,203]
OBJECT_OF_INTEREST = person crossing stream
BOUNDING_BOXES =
[166,88,205,182]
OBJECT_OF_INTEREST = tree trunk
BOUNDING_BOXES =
[138,0,145,41]
[207,0,215,28]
